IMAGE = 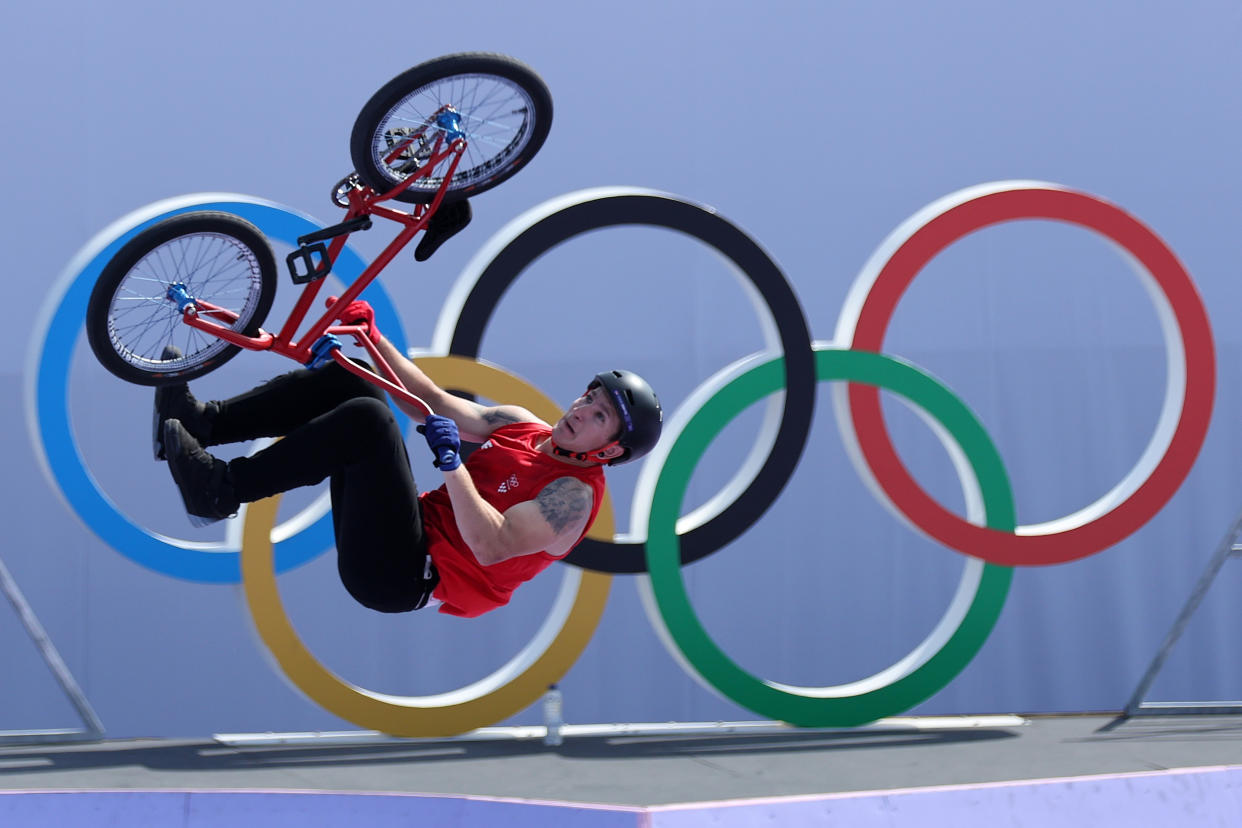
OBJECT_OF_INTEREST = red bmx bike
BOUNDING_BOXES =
[85,53,552,415]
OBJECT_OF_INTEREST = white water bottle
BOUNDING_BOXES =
[543,684,564,746]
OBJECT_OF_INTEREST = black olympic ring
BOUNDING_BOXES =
[445,190,817,573]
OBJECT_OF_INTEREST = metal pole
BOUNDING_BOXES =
[1116,506,1242,722]
[0,555,104,744]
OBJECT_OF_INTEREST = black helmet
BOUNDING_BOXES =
[590,369,663,465]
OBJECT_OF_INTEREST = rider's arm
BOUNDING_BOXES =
[439,468,594,565]
[373,336,544,442]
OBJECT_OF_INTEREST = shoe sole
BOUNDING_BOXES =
[153,345,183,462]
[152,403,164,462]
[163,420,222,528]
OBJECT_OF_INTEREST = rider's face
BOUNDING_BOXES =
[553,387,621,453]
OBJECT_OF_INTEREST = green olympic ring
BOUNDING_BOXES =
[644,347,1015,727]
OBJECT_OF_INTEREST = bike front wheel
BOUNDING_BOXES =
[86,212,277,385]
[350,52,553,204]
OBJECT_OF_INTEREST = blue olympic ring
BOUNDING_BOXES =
[29,196,408,583]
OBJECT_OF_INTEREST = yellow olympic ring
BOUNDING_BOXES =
[240,355,614,737]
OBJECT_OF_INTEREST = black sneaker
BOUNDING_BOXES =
[414,199,472,262]
[153,345,216,460]
[163,419,239,527]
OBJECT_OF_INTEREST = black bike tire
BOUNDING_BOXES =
[349,52,553,204]
[86,211,277,386]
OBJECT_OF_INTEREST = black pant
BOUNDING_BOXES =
[212,361,436,613]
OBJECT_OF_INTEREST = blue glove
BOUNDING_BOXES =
[417,414,461,471]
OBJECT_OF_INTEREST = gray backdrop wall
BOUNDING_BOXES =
[5,0,1242,738]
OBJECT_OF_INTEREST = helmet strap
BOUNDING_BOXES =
[550,438,620,466]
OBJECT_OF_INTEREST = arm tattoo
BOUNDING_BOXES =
[482,408,523,427]
[536,478,592,534]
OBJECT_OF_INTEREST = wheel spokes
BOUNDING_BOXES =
[377,75,533,189]
[107,233,262,366]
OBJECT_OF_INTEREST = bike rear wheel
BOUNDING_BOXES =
[86,212,277,385]
[350,52,552,204]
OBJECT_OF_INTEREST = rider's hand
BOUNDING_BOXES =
[325,295,382,345]
[417,414,462,471]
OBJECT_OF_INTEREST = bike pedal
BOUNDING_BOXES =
[287,243,332,284]
[297,216,373,247]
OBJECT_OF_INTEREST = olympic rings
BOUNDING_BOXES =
[834,182,1215,566]
[436,187,817,573]
[240,356,615,736]
[28,196,410,582]
[644,348,1014,727]
[39,179,1212,734]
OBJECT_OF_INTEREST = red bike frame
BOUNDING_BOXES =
[176,132,468,417]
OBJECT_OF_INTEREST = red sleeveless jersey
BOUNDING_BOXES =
[419,422,606,618]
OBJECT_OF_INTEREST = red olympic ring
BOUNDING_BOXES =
[840,183,1215,566]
